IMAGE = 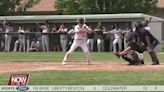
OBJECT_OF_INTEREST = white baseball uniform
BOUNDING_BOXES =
[68,24,91,53]
[111,28,122,52]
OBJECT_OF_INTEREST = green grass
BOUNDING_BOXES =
[162,43,164,52]
[0,52,163,63]
[0,52,125,62]
[0,52,164,92]
[1,70,164,85]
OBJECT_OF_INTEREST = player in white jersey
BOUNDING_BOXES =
[104,24,123,53]
[62,18,92,65]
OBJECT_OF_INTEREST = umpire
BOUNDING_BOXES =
[136,23,160,65]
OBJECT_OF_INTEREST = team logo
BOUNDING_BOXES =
[16,86,29,91]
[8,74,30,86]
[8,74,30,91]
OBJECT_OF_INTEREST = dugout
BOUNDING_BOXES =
[0,13,163,51]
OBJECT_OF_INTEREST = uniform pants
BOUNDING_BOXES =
[113,38,122,52]
[14,40,19,52]
[14,39,26,52]
[148,44,159,64]
[124,38,128,49]
[41,35,49,52]
[4,35,12,52]
[87,39,94,52]
[19,39,26,52]
[97,39,104,52]
[109,39,114,52]
[63,39,90,62]
[68,39,89,53]
[26,39,30,51]
[60,39,68,52]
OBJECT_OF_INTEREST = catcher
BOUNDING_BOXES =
[114,31,146,65]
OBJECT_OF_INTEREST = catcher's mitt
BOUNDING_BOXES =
[113,52,121,58]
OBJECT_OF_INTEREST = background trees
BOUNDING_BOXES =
[0,0,40,15]
[55,0,158,14]
[0,0,158,15]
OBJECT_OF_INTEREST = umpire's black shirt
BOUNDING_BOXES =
[137,28,158,47]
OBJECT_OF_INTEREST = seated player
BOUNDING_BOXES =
[28,38,40,52]
[114,31,146,65]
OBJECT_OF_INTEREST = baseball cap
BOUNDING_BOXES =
[77,18,85,24]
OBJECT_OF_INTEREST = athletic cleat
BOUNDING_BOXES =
[128,63,134,65]
[136,62,143,66]
[128,61,135,65]
[62,61,66,65]
[88,61,92,65]
[141,60,145,64]
[152,62,160,65]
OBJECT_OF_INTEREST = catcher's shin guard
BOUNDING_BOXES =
[122,55,134,65]
[129,50,143,65]
[126,50,144,65]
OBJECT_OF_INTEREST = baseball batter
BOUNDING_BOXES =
[62,18,92,65]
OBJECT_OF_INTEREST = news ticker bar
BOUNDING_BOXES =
[1,85,164,91]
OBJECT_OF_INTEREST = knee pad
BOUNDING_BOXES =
[127,50,139,61]
[122,55,133,63]
[138,53,144,61]
[128,50,144,61]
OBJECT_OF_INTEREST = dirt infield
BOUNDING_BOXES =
[0,61,164,73]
